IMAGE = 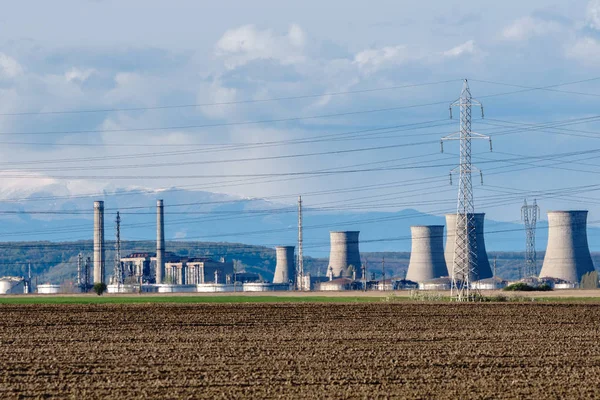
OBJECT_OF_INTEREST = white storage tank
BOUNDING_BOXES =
[419,277,452,291]
[156,284,197,293]
[243,282,291,292]
[37,284,61,294]
[0,277,25,294]
[196,283,237,292]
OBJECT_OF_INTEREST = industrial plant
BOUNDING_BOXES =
[1,80,599,297]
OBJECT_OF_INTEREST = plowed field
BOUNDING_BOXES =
[1,303,600,399]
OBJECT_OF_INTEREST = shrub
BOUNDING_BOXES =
[93,282,107,296]
[503,282,552,292]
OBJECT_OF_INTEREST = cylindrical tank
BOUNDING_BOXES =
[273,246,295,284]
[539,211,595,283]
[156,199,165,284]
[406,226,447,282]
[328,231,361,278]
[93,201,105,284]
[444,213,492,281]
[37,284,61,294]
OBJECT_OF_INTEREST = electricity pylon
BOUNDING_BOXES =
[441,79,491,301]
[114,212,123,285]
[521,199,540,278]
[296,196,304,290]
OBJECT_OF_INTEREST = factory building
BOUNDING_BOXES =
[406,225,447,283]
[165,257,234,285]
[120,252,156,283]
[444,213,493,281]
[539,210,595,283]
[273,246,295,284]
[328,231,361,279]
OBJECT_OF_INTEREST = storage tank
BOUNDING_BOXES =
[242,282,291,292]
[37,284,61,294]
[444,213,492,281]
[406,226,447,282]
[539,210,595,283]
[273,246,295,284]
[328,231,361,278]
[93,200,105,284]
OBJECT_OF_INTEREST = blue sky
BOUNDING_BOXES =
[2,0,600,229]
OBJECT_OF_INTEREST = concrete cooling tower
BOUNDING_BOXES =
[328,231,361,278]
[406,226,447,282]
[444,213,492,281]
[539,211,595,283]
[273,246,295,284]
[93,201,105,284]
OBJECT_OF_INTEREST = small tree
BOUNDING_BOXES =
[93,282,107,296]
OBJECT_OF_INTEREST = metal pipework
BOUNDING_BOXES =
[406,226,447,283]
[93,201,105,284]
[444,213,492,281]
[273,246,295,284]
[328,231,361,279]
[539,210,595,283]
[156,199,165,284]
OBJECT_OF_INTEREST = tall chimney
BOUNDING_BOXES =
[156,199,165,284]
[539,210,595,283]
[93,201,105,284]
[273,246,295,284]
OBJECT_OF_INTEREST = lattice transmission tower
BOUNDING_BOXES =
[521,199,540,278]
[114,212,124,285]
[441,79,491,301]
[296,195,305,290]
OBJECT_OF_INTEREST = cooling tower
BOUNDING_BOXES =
[156,199,165,284]
[406,226,447,282]
[328,231,361,278]
[444,213,492,281]
[93,201,105,284]
[273,246,295,284]
[539,211,595,283]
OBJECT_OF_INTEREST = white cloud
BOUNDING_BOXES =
[196,79,237,119]
[501,16,562,41]
[0,53,23,78]
[216,24,306,69]
[566,36,600,65]
[587,0,600,30]
[65,67,96,83]
[354,46,408,69]
[443,40,476,57]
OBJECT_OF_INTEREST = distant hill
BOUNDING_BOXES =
[0,185,581,256]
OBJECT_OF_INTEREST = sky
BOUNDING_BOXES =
[2,0,600,231]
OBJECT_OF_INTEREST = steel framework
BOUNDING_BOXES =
[521,199,540,278]
[296,195,305,290]
[114,212,124,285]
[441,79,491,301]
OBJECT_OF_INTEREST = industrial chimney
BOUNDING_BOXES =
[406,226,447,282]
[539,210,595,283]
[328,231,361,278]
[93,201,105,284]
[156,199,165,284]
[273,246,295,284]
[444,213,492,281]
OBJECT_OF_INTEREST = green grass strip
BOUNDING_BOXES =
[0,295,397,305]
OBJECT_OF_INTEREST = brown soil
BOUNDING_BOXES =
[1,303,600,399]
